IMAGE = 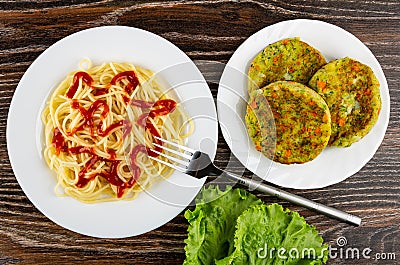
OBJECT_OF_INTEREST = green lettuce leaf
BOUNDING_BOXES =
[216,204,329,265]
[183,186,328,265]
[183,185,263,265]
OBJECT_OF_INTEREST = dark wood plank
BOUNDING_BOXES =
[0,1,399,264]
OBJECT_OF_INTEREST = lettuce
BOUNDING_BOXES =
[183,185,263,265]
[184,186,328,265]
[216,204,329,265]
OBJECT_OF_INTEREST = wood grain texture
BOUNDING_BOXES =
[0,0,399,264]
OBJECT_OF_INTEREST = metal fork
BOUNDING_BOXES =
[148,136,362,226]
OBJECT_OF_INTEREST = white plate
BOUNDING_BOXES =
[7,26,218,238]
[217,19,390,189]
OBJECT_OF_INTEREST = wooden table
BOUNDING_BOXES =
[1,1,399,264]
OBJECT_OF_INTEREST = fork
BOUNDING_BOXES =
[148,136,362,226]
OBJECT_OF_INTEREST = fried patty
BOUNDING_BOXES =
[246,81,331,164]
[248,38,326,93]
[308,57,381,147]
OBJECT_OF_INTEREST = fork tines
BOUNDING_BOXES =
[147,136,195,172]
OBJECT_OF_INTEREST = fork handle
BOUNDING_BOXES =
[221,171,362,226]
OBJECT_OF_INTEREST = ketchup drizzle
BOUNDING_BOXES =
[110,71,139,95]
[54,71,177,198]
[66,72,93,99]
[130,99,177,164]
[68,99,118,137]
[52,128,68,155]
[66,70,139,101]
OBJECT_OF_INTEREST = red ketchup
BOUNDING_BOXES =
[52,128,68,155]
[54,71,177,198]
[66,72,93,99]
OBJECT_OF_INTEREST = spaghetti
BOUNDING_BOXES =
[42,60,190,203]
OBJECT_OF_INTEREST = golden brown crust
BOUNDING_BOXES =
[248,38,326,93]
[308,57,381,147]
[246,81,331,164]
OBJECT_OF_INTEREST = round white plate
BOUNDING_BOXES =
[217,19,390,189]
[7,26,218,238]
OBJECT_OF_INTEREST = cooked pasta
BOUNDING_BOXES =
[42,60,190,203]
